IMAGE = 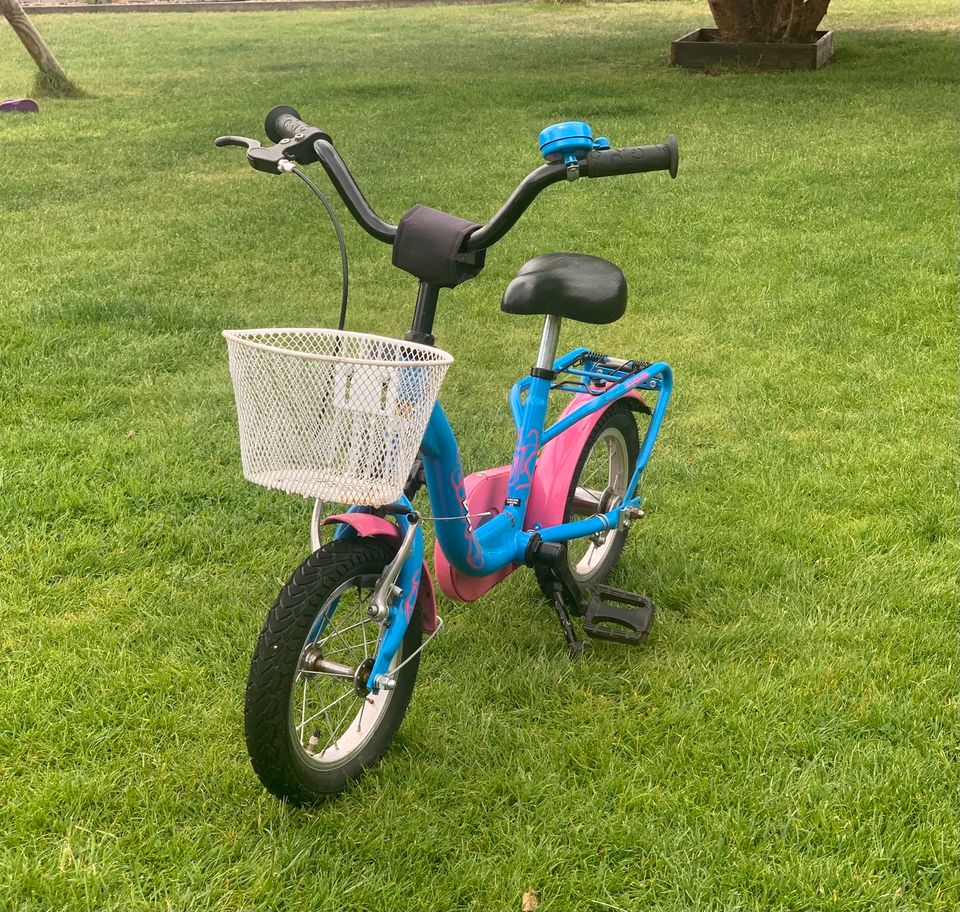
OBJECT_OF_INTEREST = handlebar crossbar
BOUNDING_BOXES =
[313,139,397,244]
[463,161,568,251]
[224,106,679,255]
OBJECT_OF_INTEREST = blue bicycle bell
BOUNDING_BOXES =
[538,121,611,171]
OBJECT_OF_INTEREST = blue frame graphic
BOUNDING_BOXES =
[357,348,673,688]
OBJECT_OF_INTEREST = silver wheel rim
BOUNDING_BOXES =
[567,426,630,582]
[289,576,398,769]
[310,499,324,553]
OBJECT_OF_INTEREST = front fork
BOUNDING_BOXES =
[365,510,423,690]
[311,498,426,693]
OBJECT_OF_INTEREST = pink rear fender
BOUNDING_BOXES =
[434,391,647,602]
[320,513,437,634]
[525,391,647,530]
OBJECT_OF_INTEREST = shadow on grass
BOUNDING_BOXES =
[31,70,90,99]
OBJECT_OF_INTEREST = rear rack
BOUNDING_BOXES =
[551,349,660,396]
[509,347,666,433]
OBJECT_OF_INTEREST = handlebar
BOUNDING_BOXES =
[464,161,567,250]
[583,136,679,180]
[219,106,679,252]
[264,105,316,144]
[258,107,398,243]
[462,137,679,250]
[312,139,398,244]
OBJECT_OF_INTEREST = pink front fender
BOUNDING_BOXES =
[524,391,647,531]
[321,513,437,634]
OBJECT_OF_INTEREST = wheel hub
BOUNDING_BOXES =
[301,647,376,698]
[591,488,622,545]
[354,658,375,696]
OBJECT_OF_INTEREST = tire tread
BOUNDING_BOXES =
[244,539,421,804]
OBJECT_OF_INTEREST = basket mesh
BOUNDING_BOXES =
[223,328,453,505]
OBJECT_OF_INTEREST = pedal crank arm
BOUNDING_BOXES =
[552,595,585,659]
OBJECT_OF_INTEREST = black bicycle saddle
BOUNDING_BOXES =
[501,253,627,325]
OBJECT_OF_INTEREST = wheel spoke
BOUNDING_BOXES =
[319,706,338,748]
[582,544,602,571]
[320,621,353,660]
[328,700,357,751]
[295,591,387,751]
[321,618,370,667]
[358,586,370,659]
[323,615,374,644]
[312,642,367,661]
[298,687,356,735]
[300,677,308,733]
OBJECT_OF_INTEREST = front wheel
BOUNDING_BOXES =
[536,404,641,598]
[244,539,422,804]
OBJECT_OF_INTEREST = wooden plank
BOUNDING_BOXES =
[671,27,834,71]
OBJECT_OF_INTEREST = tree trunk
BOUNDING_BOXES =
[706,0,762,42]
[784,0,831,43]
[0,0,69,83]
[708,0,830,43]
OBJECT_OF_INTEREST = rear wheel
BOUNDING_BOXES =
[536,404,641,597]
[244,539,421,804]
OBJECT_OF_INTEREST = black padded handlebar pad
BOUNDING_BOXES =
[392,205,485,287]
[585,136,679,179]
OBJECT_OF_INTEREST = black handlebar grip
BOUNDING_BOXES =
[264,105,312,143]
[584,135,679,180]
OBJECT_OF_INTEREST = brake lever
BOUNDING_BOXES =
[215,134,294,175]
[215,135,261,150]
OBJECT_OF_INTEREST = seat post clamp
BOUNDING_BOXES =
[530,366,557,381]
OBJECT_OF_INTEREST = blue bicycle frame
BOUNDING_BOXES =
[361,348,672,687]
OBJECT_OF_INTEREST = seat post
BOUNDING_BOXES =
[535,315,562,373]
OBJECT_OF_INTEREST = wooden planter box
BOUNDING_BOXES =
[671,28,834,70]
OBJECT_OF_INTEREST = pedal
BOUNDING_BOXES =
[583,585,655,645]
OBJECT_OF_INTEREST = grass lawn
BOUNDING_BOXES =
[1,0,957,909]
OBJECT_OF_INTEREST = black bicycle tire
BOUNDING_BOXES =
[244,538,422,804]
[534,404,640,598]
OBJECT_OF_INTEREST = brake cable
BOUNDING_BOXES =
[290,165,349,332]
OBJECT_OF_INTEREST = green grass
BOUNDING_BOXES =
[1,1,957,909]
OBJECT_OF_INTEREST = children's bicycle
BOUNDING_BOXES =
[217,108,679,804]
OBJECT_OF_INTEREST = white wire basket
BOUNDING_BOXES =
[223,328,454,505]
